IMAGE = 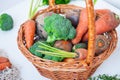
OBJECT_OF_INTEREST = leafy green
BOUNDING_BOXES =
[0,13,13,31]
[29,41,77,62]
[89,74,120,80]
[44,13,76,42]
[29,41,44,57]
[42,0,70,5]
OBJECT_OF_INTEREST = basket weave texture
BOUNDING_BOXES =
[17,0,118,80]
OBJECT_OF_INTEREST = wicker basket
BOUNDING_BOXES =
[17,0,118,80]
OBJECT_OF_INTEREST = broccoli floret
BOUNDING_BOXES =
[0,13,13,31]
[44,13,76,42]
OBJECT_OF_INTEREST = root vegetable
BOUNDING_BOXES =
[23,20,36,48]
[82,10,120,41]
[0,57,9,63]
[54,40,72,52]
[0,62,11,70]
[0,57,11,70]
[72,9,88,44]
[95,35,110,55]
[75,49,87,60]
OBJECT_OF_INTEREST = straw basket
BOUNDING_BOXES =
[17,0,118,80]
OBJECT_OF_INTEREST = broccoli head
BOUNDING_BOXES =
[44,14,76,42]
[0,13,13,31]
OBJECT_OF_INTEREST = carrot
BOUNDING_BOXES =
[0,61,11,70]
[0,57,11,70]
[72,9,89,44]
[75,48,88,60]
[23,20,36,48]
[82,10,120,41]
[95,9,111,16]
[0,57,9,63]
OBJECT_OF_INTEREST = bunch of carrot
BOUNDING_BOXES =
[72,9,120,44]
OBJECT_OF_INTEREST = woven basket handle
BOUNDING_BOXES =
[85,0,95,65]
[49,0,55,7]
[48,0,96,65]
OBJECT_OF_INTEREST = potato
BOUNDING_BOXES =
[54,40,72,52]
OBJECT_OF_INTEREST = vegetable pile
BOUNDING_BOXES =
[23,0,120,62]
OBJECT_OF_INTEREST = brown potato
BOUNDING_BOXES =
[54,40,72,52]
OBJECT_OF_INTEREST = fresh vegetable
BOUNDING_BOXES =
[95,35,110,55]
[82,9,120,41]
[89,74,120,80]
[23,20,36,48]
[35,12,53,40]
[30,41,77,62]
[0,57,9,63]
[72,9,89,44]
[73,43,87,51]
[63,58,75,63]
[54,40,72,52]
[29,41,44,57]
[75,49,87,60]
[0,13,13,31]
[0,57,11,70]
[44,13,76,43]
[42,0,70,5]
[65,9,80,27]
[0,62,11,71]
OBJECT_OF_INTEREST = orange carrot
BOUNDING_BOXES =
[0,57,11,70]
[23,20,36,48]
[72,9,89,44]
[95,9,111,16]
[0,62,11,70]
[0,57,9,63]
[82,10,120,41]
